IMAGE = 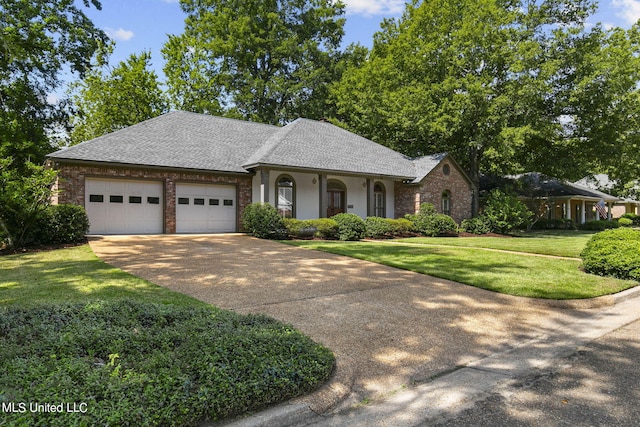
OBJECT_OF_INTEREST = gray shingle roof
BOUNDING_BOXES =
[48,111,279,174]
[243,118,416,178]
[48,112,450,180]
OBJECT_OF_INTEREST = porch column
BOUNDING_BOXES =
[581,200,586,224]
[318,173,327,218]
[607,202,612,221]
[260,169,270,204]
[565,200,571,220]
[366,178,375,217]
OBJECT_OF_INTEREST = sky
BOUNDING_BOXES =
[64,0,640,94]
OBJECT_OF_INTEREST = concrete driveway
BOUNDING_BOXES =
[89,234,595,412]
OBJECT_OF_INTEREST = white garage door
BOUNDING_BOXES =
[176,183,237,233]
[85,178,164,234]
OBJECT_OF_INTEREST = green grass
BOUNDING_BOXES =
[0,245,335,426]
[286,240,637,299]
[394,230,596,258]
[0,245,206,307]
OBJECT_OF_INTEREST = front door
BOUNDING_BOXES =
[327,190,345,217]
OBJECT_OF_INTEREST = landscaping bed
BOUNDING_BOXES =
[0,246,335,426]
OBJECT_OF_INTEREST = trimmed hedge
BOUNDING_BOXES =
[460,217,491,235]
[530,218,577,230]
[241,203,286,239]
[579,220,621,231]
[621,213,640,225]
[581,228,640,281]
[618,217,634,227]
[35,204,90,244]
[364,217,414,238]
[332,213,366,241]
[0,300,335,426]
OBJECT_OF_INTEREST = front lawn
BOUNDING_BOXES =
[395,230,595,258]
[0,246,334,427]
[286,240,636,299]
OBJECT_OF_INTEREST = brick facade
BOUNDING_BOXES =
[52,162,252,233]
[394,160,473,223]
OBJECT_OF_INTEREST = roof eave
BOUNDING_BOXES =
[243,162,415,181]
[47,158,253,176]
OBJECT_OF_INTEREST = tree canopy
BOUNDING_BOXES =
[69,49,169,145]
[163,0,346,125]
[0,0,108,170]
[330,0,640,212]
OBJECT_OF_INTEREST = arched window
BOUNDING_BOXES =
[374,182,386,217]
[327,179,346,217]
[276,175,295,218]
[441,190,451,216]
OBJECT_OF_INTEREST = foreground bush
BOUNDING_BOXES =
[410,204,458,236]
[364,217,414,238]
[621,213,640,225]
[332,213,366,241]
[460,217,491,234]
[0,300,335,427]
[34,204,90,244]
[581,228,640,281]
[618,217,633,227]
[241,203,286,239]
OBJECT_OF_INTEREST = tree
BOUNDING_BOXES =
[69,49,169,144]
[0,0,108,170]
[163,0,346,125]
[331,0,632,215]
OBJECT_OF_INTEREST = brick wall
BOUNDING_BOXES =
[394,160,473,223]
[53,162,252,233]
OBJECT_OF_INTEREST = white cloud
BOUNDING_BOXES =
[612,0,640,26]
[105,27,134,42]
[46,93,59,105]
[342,0,405,16]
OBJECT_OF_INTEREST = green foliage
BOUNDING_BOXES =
[0,300,335,426]
[480,189,533,234]
[460,217,492,235]
[618,217,634,227]
[581,228,640,281]
[163,0,346,124]
[0,159,58,248]
[69,49,169,144]
[364,216,393,238]
[410,203,458,237]
[621,213,640,225]
[34,204,90,245]
[332,213,366,241]
[241,203,286,239]
[579,220,621,231]
[0,0,108,169]
[309,218,339,239]
[530,219,577,230]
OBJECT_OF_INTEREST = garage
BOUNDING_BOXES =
[176,183,237,233]
[85,178,164,234]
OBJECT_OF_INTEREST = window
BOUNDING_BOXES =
[209,199,219,206]
[327,180,346,217]
[442,164,451,176]
[194,198,205,206]
[178,197,189,205]
[110,195,123,203]
[223,199,233,206]
[374,182,386,217]
[89,194,104,203]
[129,196,142,204]
[276,175,295,218]
[441,191,451,216]
[147,197,160,205]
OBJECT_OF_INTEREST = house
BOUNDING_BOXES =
[480,172,620,224]
[574,174,640,217]
[47,111,473,234]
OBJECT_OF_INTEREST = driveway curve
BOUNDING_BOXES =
[89,234,595,412]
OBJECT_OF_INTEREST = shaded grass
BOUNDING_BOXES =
[395,230,595,258]
[286,241,636,299]
[0,245,206,307]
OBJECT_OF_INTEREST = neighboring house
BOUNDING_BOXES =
[47,111,473,234]
[481,172,620,224]
[574,174,640,217]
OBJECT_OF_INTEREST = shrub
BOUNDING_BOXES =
[581,228,640,281]
[579,220,620,231]
[481,189,533,234]
[460,217,492,234]
[414,213,458,237]
[386,218,414,236]
[618,217,634,227]
[241,203,286,239]
[0,300,335,426]
[35,204,90,245]
[308,218,338,239]
[621,213,640,225]
[365,216,393,238]
[332,213,366,241]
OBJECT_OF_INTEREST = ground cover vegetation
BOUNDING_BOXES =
[0,246,335,426]
[286,239,636,299]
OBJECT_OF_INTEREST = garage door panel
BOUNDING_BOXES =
[85,178,163,234]
[176,183,236,233]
